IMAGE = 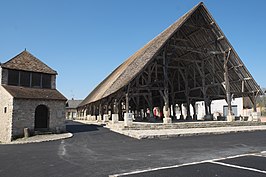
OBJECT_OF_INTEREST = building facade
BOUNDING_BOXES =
[0,50,66,142]
[66,99,83,120]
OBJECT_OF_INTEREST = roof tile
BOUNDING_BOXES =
[1,50,57,74]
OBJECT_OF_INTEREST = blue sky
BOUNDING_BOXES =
[0,0,265,99]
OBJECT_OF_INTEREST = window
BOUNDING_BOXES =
[20,71,30,87]
[42,74,51,89]
[8,70,19,86]
[7,69,52,89]
[4,107,7,113]
[32,73,41,88]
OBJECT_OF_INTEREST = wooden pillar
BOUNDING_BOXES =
[208,100,212,116]
[92,104,96,116]
[113,99,118,114]
[148,93,154,115]
[185,68,191,120]
[224,49,233,116]
[163,50,169,111]
[252,93,257,112]
[125,93,129,113]
[118,100,123,121]
[201,60,209,116]
[99,103,102,116]
[204,98,209,115]
[186,102,191,120]
[192,101,197,120]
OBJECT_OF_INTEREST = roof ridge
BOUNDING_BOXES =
[1,50,57,75]
[100,2,203,100]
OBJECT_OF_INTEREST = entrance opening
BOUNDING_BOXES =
[34,105,49,130]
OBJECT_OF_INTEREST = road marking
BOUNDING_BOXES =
[109,161,208,177]
[110,151,266,177]
[58,140,67,156]
[211,161,266,174]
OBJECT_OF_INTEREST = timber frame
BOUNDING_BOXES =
[78,2,262,121]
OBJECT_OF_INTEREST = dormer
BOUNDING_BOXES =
[0,50,57,89]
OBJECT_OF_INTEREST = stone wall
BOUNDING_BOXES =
[0,86,13,142]
[12,99,66,138]
[121,121,266,130]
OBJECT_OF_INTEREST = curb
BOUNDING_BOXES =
[109,126,266,139]
[1,133,73,145]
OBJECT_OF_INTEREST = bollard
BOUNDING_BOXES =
[24,128,30,138]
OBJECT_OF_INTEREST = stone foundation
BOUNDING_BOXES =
[112,114,119,124]
[124,113,133,127]
[91,115,96,121]
[251,112,261,122]
[163,117,172,124]
[120,121,266,130]
[227,115,235,122]
[103,114,109,122]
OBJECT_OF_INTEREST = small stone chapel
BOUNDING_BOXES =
[0,50,66,142]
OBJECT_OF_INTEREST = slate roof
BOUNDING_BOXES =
[2,85,66,101]
[66,100,83,109]
[1,50,57,75]
[80,2,262,107]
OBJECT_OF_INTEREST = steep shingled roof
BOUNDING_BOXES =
[2,85,66,101]
[1,50,57,75]
[79,3,201,107]
[79,2,262,107]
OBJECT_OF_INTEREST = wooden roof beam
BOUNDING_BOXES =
[171,45,223,55]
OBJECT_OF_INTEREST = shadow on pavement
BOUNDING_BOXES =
[66,121,102,134]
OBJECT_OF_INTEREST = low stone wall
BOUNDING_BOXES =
[120,121,266,130]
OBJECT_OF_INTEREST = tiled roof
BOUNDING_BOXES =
[2,85,66,101]
[1,50,57,74]
[66,100,83,109]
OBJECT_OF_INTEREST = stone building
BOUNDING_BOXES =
[66,99,83,120]
[0,50,66,142]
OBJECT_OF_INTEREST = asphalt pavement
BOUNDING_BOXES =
[0,121,266,177]
[116,155,266,177]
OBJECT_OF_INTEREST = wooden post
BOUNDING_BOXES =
[192,101,197,120]
[118,100,122,121]
[113,99,118,114]
[148,93,154,118]
[224,48,233,116]
[252,92,257,112]
[185,67,191,120]
[163,49,169,111]
[125,93,129,113]
[201,60,209,116]
[208,100,212,116]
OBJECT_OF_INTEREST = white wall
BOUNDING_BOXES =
[0,86,13,142]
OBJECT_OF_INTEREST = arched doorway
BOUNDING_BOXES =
[34,105,49,130]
